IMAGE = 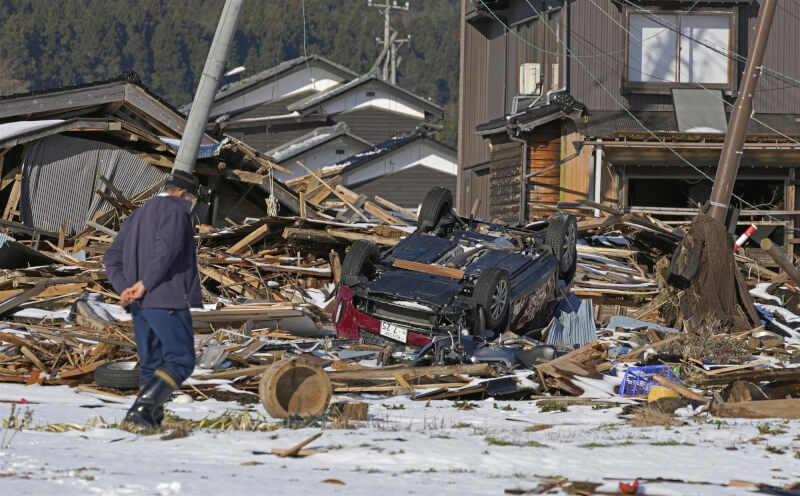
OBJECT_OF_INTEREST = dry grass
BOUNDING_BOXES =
[628,405,684,428]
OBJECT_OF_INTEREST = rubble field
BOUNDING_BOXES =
[1,176,800,495]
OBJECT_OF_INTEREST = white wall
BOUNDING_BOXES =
[275,136,367,181]
[342,141,456,186]
[318,81,427,120]
[211,66,346,118]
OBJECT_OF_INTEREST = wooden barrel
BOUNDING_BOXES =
[259,358,331,419]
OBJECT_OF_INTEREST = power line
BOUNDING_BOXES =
[511,0,797,228]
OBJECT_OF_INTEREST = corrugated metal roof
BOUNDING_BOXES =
[20,134,166,234]
[287,73,444,116]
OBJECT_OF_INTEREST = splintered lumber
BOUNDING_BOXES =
[296,161,370,222]
[392,259,464,279]
[328,363,493,381]
[195,365,273,381]
[364,201,408,226]
[704,359,770,376]
[686,366,800,387]
[716,398,800,419]
[228,224,269,256]
[20,346,49,374]
[536,341,603,380]
[325,228,399,246]
[374,195,418,221]
[652,375,709,403]
[620,334,682,362]
[0,285,46,314]
[59,358,112,378]
[283,227,339,244]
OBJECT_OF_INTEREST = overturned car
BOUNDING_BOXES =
[333,187,577,359]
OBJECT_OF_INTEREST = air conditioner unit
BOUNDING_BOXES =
[519,63,541,95]
[551,63,560,90]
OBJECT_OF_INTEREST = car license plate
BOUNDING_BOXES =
[379,321,408,343]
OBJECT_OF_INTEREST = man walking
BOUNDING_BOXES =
[104,170,203,430]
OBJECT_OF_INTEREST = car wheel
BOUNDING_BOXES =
[546,212,578,281]
[474,267,510,332]
[94,361,140,390]
[341,239,379,280]
[417,187,453,233]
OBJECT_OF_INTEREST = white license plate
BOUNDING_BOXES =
[379,321,408,343]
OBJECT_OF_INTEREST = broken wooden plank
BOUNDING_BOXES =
[374,195,419,221]
[652,375,709,403]
[328,363,493,381]
[296,161,370,222]
[228,224,270,256]
[324,228,399,246]
[364,201,409,226]
[716,398,800,419]
[276,432,323,458]
[392,259,464,280]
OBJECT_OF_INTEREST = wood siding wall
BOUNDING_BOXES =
[527,122,561,219]
[351,165,457,209]
[489,141,523,223]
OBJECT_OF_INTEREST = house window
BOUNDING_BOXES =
[627,12,733,86]
[335,148,346,155]
[366,91,376,97]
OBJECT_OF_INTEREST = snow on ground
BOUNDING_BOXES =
[1,384,799,495]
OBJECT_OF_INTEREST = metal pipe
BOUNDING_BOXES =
[594,140,603,218]
[173,0,243,175]
[708,0,777,223]
[509,132,529,225]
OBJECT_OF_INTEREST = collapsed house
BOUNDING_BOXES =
[0,71,304,236]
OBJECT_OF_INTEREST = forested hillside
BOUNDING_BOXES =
[0,0,460,144]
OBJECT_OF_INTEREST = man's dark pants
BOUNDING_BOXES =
[130,304,195,387]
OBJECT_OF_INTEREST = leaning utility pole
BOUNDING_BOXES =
[368,0,410,82]
[173,0,244,175]
[707,0,777,223]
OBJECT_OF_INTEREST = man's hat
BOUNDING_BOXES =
[165,170,200,197]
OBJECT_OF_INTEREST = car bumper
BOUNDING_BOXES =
[333,286,433,348]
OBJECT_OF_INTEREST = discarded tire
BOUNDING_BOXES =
[94,361,140,390]
[546,212,577,281]
[417,186,452,233]
[474,267,510,331]
[259,358,332,419]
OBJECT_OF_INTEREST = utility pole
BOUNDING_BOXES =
[707,0,777,223]
[368,0,410,82]
[173,0,243,175]
[390,34,411,85]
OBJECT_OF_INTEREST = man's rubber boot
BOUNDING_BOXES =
[137,381,164,426]
[125,369,177,430]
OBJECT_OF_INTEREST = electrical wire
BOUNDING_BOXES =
[499,0,800,228]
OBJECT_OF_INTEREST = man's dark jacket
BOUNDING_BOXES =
[104,195,203,309]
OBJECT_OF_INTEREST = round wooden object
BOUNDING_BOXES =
[259,358,332,419]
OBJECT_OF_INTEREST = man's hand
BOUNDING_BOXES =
[120,281,146,306]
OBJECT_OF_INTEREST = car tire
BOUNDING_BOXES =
[341,239,380,279]
[546,212,578,281]
[94,361,140,390]
[474,267,510,332]
[417,187,453,233]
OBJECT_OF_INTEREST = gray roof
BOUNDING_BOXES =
[264,122,370,163]
[180,55,359,112]
[332,128,454,172]
[287,73,444,117]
